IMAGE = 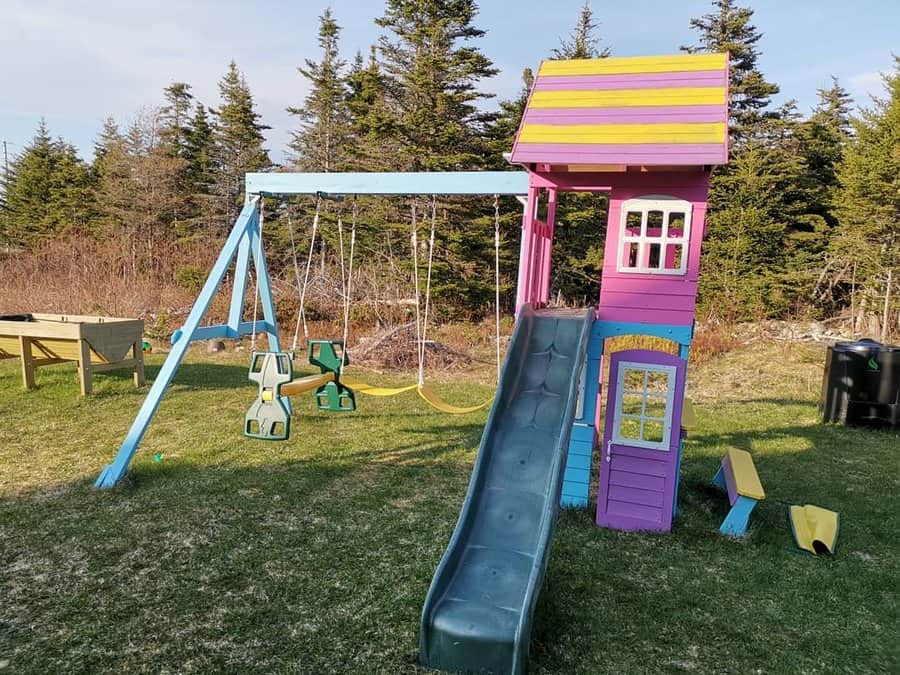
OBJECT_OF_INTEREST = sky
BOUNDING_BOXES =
[1,0,897,165]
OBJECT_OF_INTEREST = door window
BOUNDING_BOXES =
[612,362,676,450]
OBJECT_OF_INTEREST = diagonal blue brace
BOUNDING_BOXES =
[95,198,274,488]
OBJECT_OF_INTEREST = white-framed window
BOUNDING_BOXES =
[617,196,692,275]
[612,362,676,451]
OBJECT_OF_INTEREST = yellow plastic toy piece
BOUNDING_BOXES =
[789,505,840,555]
[725,448,765,501]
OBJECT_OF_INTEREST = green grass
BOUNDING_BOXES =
[0,342,897,673]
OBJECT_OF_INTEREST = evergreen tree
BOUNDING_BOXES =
[4,120,93,245]
[184,102,216,195]
[830,58,900,336]
[553,1,610,59]
[212,60,271,222]
[682,0,779,142]
[374,0,500,317]
[540,3,611,305]
[486,68,533,161]
[287,8,350,171]
[684,1,805,317]
[345,46,395,170]
[159,82,194,158]
[376,0,498,170]
[799,78,853,227]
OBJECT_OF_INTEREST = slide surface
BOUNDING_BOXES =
[419,305,593,675]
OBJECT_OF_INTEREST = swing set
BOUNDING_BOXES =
[95,171,528,488]
[244,192,504,440]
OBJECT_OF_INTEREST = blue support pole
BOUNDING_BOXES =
[248,224,281,352]
[95,199,261,488]
[228,232,252,331]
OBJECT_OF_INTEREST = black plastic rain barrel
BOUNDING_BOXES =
[821,338,900,427]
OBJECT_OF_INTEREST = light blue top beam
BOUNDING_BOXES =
[245,171,529,197]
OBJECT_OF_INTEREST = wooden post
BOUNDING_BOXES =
[132,339,145,387]
[19,335,35,390]
[78,338,93,396]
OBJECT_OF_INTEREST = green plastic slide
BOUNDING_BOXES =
[420,305,593,675]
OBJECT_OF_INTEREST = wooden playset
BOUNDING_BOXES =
[0,313,144,395]
[90,51,744,675]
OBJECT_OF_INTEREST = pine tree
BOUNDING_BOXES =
[212,60,271,223]
[830,58,900,337]
[4,120,93,245]
[159,82,195,158]
[540,3,611,305]
[553,1,610,59]
[287,9,350,171]
[682,0,779,143]
[184,102,216,194]
[486,68,533,162]
[345,46,395,170]
[376,0,498,171]
[799,78,853,226]
[684,1,804,318]
[374,0,500,317]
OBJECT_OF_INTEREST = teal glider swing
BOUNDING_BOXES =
[95,171,528,488]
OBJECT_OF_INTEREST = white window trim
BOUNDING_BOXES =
[612,361,677,451]
[617,196,692,275]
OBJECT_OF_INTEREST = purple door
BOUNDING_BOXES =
[596,349,686,532]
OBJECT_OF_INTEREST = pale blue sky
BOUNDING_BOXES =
[1,0,896,164]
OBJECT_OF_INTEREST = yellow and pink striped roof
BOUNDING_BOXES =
[510,53,729,167]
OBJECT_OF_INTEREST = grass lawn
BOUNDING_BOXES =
[1,340,897,673]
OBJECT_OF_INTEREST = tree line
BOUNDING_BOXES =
[1,0,897,335]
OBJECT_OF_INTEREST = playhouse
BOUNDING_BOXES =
[92,51,729,675]
[509,52,728,531]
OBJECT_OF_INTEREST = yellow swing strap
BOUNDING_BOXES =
[340,376,418,397]
[417,384,492,414]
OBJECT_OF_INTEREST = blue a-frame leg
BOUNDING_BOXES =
[95,197,282,488]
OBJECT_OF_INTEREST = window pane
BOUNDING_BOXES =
[664,244,684,271]
[647,210,663,235]
[667,212,686,238]
[645,395,667,418]
[625,211,642,236]
[646,371,669,393]
[618,416,642,440]
[643,420,665,443]
[648,242,661,269]
[623,368,645,392]
[624,242,639,268]
[621,393,644,416]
